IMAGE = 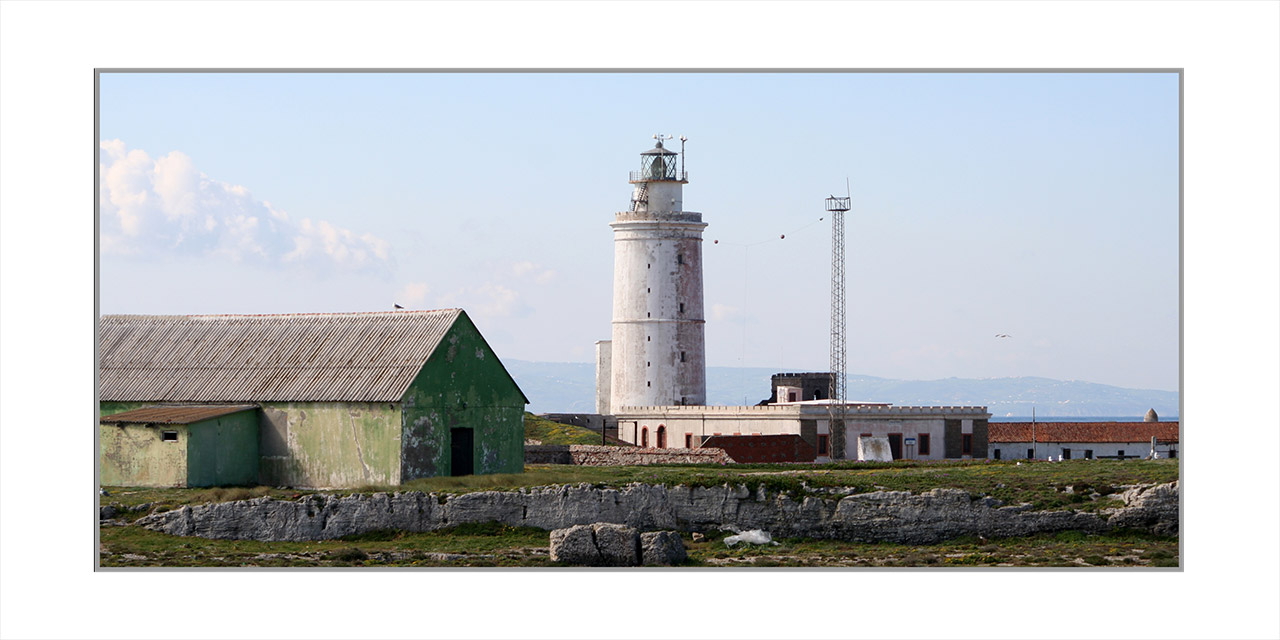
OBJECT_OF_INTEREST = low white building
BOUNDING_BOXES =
[987,422,1180,460]
[614,401,991,462]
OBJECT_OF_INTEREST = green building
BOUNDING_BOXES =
[99,309,529,488]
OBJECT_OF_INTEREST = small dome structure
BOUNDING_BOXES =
[1144,408,1159,423]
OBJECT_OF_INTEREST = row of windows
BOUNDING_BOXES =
[992,448,1178,460]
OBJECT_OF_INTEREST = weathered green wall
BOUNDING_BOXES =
[100,422,188,487]
[186,411,260,487]
[257,402,403,488]
[401,312,527,480]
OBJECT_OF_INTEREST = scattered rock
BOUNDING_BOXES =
[640,531,687,566]
[99,505,117,520]
[549,523,639,566]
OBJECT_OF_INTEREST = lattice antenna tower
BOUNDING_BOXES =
[825,189,851,460]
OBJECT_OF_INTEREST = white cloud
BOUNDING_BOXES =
[99,140,392,274]
[512,260,555,284]
[397,282,430,308]
[710,303,741,322]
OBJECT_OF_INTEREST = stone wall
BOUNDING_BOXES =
[136,481,1179,544]
[524,444,732,466]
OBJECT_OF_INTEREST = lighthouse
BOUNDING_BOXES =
[596,135,707,414]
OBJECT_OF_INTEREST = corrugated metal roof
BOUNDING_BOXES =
[988,422,1180,444]
[99,310,462,403]
[101,404,257,425]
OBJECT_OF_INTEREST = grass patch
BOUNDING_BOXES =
[523,413,611,445]
[103,458,1178,514]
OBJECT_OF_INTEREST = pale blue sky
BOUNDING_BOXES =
[98,72,1179,391]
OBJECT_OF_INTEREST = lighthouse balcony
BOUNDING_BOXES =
[630,170,688,183]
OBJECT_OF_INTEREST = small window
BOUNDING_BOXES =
[1062,448,1071,460]
[647,287,650,293]
[679,302,685,314]
[787,392,797,402]
[1084,449,1093,459]
[962,434,972,455]
[647,336,650,342]
[647,312,651,318]
[1118,449,1125,458]
[1027,448,1035,458]
[680,351,686,362]
[817,435,829,456]
[647,381,651,387]
[993,449,1001,460]
[161,431,178,442]
[918,433,931,456]
[685,434,693,448]
[1168,448,1176,458]
[641,428,649,447]
[677,254,684,265]
[647,361,650,367]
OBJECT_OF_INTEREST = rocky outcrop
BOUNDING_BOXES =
[136,481,1180,544]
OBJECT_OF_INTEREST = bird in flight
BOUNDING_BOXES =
[995,334,1011,338]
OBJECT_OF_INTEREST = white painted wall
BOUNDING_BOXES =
[609,168,706,410]
[614,405,990,461]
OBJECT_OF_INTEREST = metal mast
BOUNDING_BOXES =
[825,193,851,459]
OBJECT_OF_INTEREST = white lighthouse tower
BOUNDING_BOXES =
[597,135,707,414]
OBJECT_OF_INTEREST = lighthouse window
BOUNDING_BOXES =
[647,381,651,388]
[647,361,650,367]
[677,254,684,265]
[679,303,685,314]
[680,351,686,362]
[647,288,650,293]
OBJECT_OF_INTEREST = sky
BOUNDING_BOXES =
[98,72,1180,391]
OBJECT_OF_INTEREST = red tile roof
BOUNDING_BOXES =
[100,404,257,425]
[988,422,1179,444]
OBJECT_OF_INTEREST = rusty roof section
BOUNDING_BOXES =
[99,309,463,403]
[988,422,1180,444]
[101,404,258,425]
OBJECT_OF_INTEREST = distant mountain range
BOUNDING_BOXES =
[503,360,1180,419]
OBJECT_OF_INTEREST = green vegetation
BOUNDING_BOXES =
[102,458,1178,514]
[100,459,1179,568]
[522,412,608,445]
[99,524,1178,568]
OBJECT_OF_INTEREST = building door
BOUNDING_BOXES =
[450,427,474,476]
[656,426,667,448]
[888,433,902,460]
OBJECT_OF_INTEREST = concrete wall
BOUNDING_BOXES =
[100,422,188,487]
[595,340,612,415]
[400,312,526,480]
[185,410,260,487]
[989,441,1178,460]
[258,402,404,488]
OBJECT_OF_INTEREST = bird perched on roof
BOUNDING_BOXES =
[394,304,404,309]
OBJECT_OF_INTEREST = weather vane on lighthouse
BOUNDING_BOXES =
[653,133,673,145]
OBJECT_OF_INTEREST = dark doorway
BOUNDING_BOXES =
[888,433,902,460]
[450,427,474,476]
[656,426,667,448]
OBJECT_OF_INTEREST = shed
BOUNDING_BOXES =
[99,309,529,488]
[100,405,258,487]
